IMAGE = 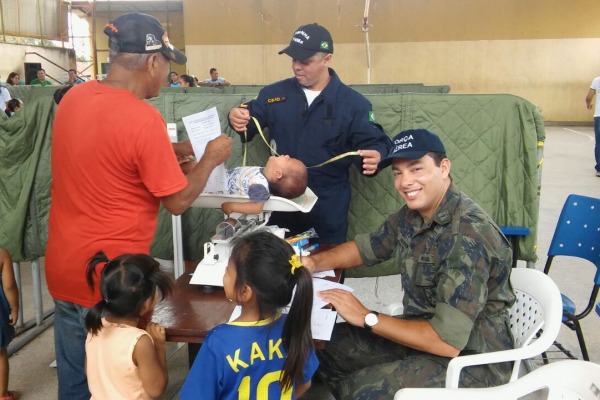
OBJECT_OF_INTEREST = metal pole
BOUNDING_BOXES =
[92,0,98,78]
[36,0,43,45]
[0,0,5,43]
[362,0,372,84]
[8,313,54,356]
[12,262,23,327]
[31,259,43,325]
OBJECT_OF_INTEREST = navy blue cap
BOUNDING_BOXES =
[379,129,446,168]
[104,12,187,64]
[279,23,334,60]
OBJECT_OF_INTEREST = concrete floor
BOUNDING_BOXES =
[7,125,600,399]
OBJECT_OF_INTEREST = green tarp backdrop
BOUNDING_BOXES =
[0,84,543,277]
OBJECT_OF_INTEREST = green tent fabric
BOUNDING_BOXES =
[0,87,543,277]
[0,90,54,261]
[153,83,450,96]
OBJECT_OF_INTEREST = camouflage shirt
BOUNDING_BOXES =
[355,183,515,355]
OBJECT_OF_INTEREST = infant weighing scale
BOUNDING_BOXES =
[189,188,318,288]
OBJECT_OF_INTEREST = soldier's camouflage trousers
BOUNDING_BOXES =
[315,322,511,400]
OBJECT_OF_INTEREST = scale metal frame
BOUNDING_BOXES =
[189,188,318,287]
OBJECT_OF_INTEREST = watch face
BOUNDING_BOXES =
[365,313,378,327]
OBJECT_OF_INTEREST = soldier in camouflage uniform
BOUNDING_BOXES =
[303,129,516,399]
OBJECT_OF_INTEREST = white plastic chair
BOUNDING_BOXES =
[444,267,563,388]
[389,267,563,388]
[394,359,600,400]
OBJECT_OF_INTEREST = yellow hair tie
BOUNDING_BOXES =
[289,254,303,275]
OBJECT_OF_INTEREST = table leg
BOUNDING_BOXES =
[188,343,201,368]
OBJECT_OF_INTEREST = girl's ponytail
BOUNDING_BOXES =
[85,300,107,335]
[85,251,111,335]
[281,263,314,391]
[86,251,109,291]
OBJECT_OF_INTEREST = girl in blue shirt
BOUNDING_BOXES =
[180,231,317,399]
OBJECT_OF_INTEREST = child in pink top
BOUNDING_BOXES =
[84,252,174,399]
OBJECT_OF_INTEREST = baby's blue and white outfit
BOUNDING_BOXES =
[226,166,270,203]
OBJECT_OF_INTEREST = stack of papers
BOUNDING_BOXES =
[229,273,350,341]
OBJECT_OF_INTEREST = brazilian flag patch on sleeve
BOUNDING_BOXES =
[369,111,375,122]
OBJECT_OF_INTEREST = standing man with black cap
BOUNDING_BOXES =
[45,12,231,399]
[228,23,390,245]
[302,129,515,398]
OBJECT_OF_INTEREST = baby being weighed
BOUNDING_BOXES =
[220,155,307,215]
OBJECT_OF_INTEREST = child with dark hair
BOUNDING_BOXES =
[178,74,197,88]
[84,251,174,399]
[179,230,317,399]
[52,84,73,105]
[219,155,308,215]
[4,99,23,118]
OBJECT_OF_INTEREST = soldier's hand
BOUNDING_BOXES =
[358,149,381,175]
[300,255,317,274]
[229,107,250,133]
[318,289,370,327]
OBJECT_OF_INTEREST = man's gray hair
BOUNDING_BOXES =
[108,49,152,69]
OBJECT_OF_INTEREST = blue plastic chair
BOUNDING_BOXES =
[543,194,600,361]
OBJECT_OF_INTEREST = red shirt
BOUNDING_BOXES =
[46,81,187,307]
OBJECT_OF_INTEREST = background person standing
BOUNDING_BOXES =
[30,69,52,86]
[66,69,84,85]
[585,76,600,177]
[5,73,19,86]
[0,81,10,113]
[201,67,230,86]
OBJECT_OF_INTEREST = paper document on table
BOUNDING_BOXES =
[312,278,354,310]
[311,309,338,341]
[228,306,338,341]
[313,269,336,278]
[229,306,338,341]
[182,107,227,192]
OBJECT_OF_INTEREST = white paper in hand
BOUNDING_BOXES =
[182,107,227,192]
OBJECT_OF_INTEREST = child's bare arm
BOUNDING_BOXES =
[0,249,18,325]
[133,323,168,397]
[221,201,265,215]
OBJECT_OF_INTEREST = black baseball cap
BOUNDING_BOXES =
[379,129,447,168]
[104,12,187,64]
[279,23,334,60]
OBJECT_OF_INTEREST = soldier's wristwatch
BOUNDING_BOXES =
[364,311,380,330]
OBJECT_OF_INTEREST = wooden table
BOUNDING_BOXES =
[146,273,235,365]
[147,245,338,366]
[148,273,234,342]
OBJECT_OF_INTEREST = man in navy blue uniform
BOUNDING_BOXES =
[229,23,391,244]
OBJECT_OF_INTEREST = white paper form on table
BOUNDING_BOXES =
[228,306,338,341]
[182,106,227,192]
[312,269,336,279]
[228,278,353,341]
